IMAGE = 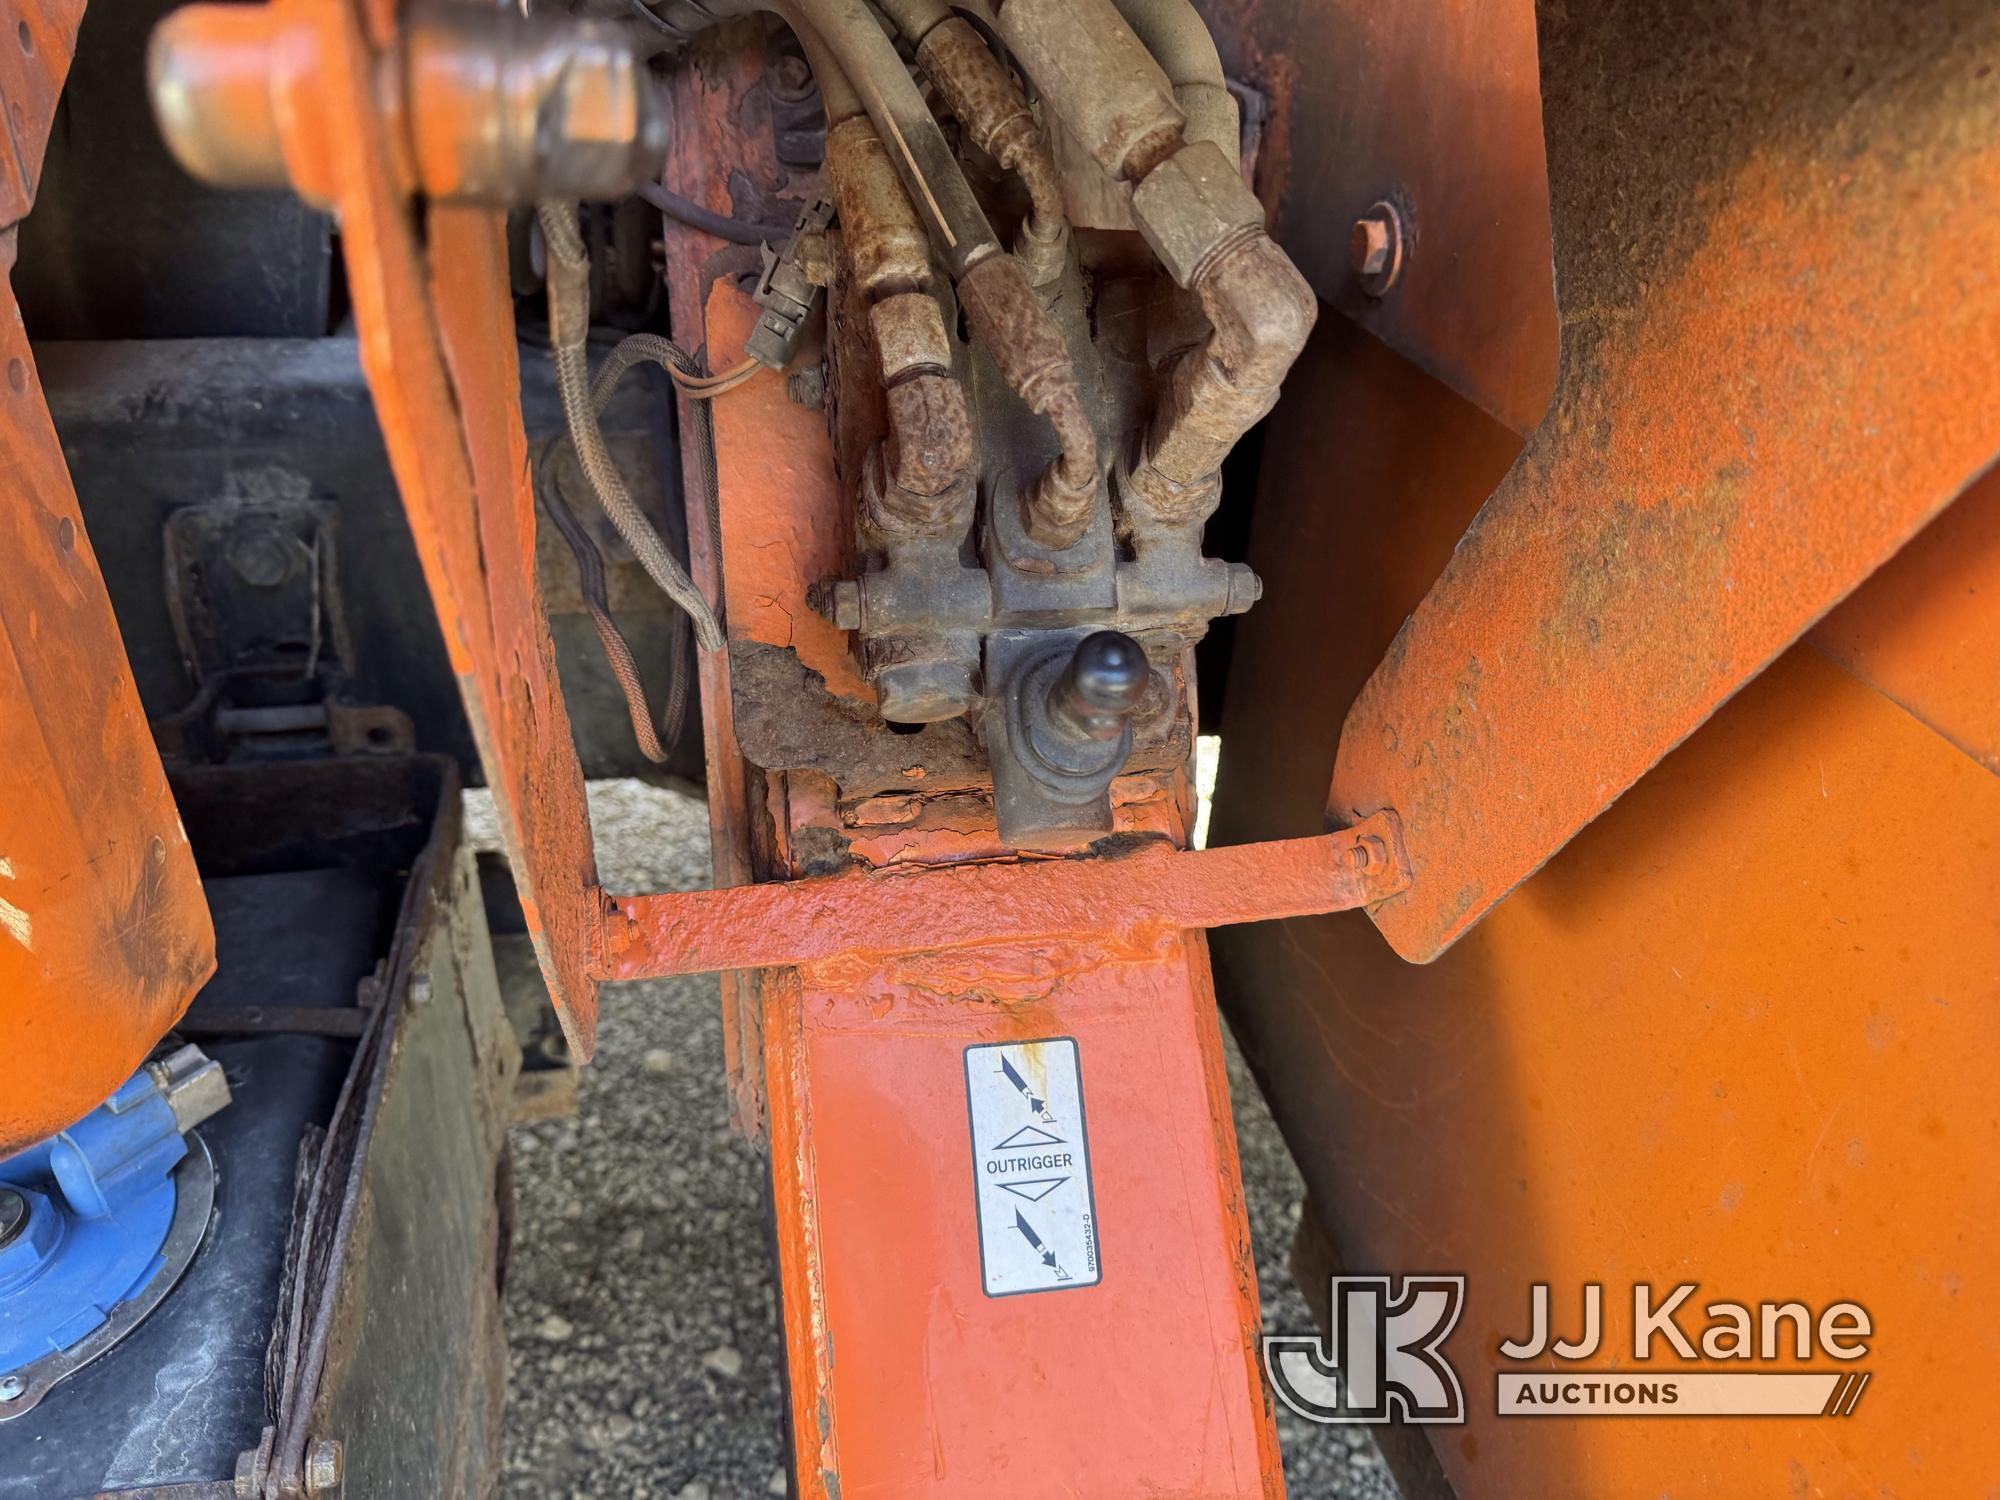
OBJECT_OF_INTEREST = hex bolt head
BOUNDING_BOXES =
[1340,832,1391,876]
[770,52,813,101]
[1348,201,1406,297]
[305,1437,343,1495]
[820,580,862,631]
[1349,217,1389,276]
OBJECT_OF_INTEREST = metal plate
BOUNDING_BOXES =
[1328,0,2000,961]
[1206,0,1559,435]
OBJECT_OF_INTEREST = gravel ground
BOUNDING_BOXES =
[475,779,1395,1500]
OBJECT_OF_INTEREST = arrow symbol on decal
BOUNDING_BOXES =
[999,1055,1056,1125]
[1012,1209,1073,1282]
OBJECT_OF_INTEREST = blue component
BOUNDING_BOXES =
[0,1067,189,1375]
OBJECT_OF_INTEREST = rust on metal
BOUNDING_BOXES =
[1347,200,1403,296]
[916,17,1064,243]
[660,33,807,1133]
[1331,0,2000,962]
[1123,228,1316,529]
[956,250,1098,546]
[598,812,1408,981]
[994,0,1185,183]
[872,375,974,523]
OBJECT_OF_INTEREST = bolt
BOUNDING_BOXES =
[0,1188,24,1250]
[409,972,434,1007]
[808,578,862,631]
[1348,201,1405,296]
[770,52,814,101]
[0,1376,24,1403]
[1344,834,1390,875]
[229,529,296,588]
[305,1437,343,1494]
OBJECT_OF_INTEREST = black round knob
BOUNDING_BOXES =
[1049,631,1147,741]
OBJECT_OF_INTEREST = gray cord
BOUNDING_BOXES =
[538,202,726,654]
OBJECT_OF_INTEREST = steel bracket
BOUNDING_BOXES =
[596,812,1409,981]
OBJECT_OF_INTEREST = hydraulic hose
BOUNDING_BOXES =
[714,0,1001,279]
[1110,0,1237,153]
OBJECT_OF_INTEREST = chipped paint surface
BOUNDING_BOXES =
[0,893,29,952]
[598,814,1407,982]
[0,0,217,1150]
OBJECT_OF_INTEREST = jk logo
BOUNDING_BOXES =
[1264,1276,1467,1425]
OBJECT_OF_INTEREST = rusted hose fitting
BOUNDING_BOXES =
[991,0,1186,183]
[989,0,1314,530]
[771,0,1007,279]
[825,116,935,298]
[958,254,1101,547]
[1123,231,1317,528]
[871,296,975,530]
[824,117,977,538]
[915,18,1069,277]
[1110,0,1238,156]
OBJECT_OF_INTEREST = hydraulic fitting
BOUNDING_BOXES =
[992,0,1186,182]
[1129,138,1265,290]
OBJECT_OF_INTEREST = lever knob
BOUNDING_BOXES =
[1047,631,1147,742]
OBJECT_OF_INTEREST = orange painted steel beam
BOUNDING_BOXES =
[1330,52,2000,963]
[599,814,1408,981]
[163,0,609,1051]
[0,0,217,1154]
[656,46,791,1133]
[766,934,1286,1497]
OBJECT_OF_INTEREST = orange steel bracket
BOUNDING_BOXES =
[0,0,217,1155]
[1331,44,2000,963]
[600,815,1409,980]
[189,0,609,1050]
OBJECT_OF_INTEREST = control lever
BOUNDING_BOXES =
[991,631,1150,847]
